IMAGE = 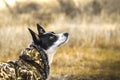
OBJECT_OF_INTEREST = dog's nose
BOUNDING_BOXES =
[63,33,69,37]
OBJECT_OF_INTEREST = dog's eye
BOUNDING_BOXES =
[49,36,54,40]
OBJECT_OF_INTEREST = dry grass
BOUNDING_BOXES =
[0,0,120,80]
[0,21,120,80]
[50,47,120,80]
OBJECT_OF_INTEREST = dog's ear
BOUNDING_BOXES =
[28,28,40,44]
[37,24,45,35]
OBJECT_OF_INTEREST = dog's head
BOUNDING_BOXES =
[28,24,69,52]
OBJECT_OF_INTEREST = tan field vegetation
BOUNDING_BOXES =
[0,0,120,80]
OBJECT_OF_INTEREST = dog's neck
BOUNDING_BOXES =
[44,47,57,65]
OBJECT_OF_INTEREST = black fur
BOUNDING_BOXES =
[29,24,58,50]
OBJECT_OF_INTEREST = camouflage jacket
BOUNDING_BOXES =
[0,44,49,80]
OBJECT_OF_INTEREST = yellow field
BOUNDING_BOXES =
[0,0,120,80]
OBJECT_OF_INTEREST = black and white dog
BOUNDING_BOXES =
[0,24,69,80]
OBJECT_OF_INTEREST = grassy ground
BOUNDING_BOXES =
[50,47,120,80]
[0,0,120,80]
[0,23,119,80]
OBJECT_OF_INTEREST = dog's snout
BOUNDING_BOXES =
[63,33,69,37]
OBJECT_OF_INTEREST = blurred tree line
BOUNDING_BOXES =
[2,0,120,26]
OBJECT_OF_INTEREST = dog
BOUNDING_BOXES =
[0,24,69,80]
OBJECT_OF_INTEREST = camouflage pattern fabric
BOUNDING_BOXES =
[0,44,49,80]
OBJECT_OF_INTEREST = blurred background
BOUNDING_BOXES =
[0,0,120,80]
